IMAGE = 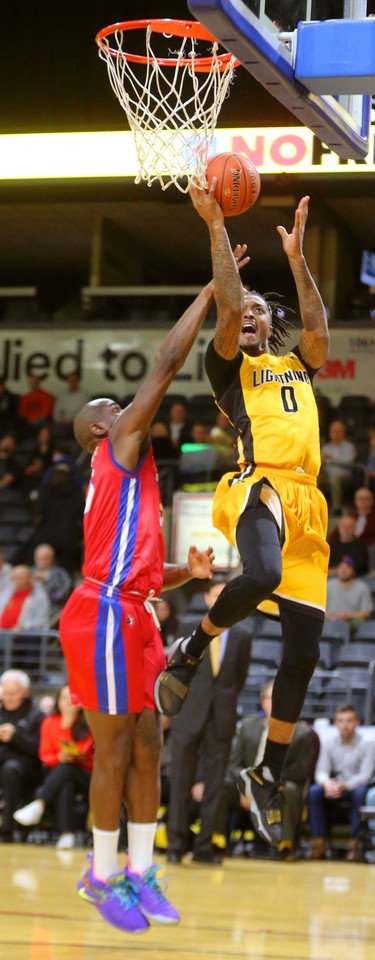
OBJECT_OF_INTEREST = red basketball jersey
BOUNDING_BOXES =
[82,438,165,597]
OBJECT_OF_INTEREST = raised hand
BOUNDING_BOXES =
[233,243,250,271]
[276,195,310,260]
[189,178,224,226]
[187,545,216,580]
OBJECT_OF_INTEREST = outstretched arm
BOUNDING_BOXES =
[162,545,215,590]
[189,181,248,359]
[111,282,214,468]
[277,196,329,368]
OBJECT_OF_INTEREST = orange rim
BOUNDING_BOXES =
[95,18,239,71]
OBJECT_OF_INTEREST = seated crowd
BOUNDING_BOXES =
[1,379,375,859]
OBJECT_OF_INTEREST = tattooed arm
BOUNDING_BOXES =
[189,181,246,359]
[277,195,329,368]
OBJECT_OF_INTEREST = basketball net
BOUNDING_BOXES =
[97,24,237,192]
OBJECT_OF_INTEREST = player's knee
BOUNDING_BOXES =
[282,639,320,682]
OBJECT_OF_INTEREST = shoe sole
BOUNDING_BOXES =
[153,638,186,715]
[238,770,278,848]
[139,906,180,924]
[77,887,149,933]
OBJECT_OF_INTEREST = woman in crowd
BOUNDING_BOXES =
[14,684,94,848]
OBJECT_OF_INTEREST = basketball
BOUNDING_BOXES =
[205,152,261,217]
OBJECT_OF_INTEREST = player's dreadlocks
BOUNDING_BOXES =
[244,288,295,354]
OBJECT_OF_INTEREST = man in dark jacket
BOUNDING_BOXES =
[167,580,252,864]
[218,680,314,861]
[0,669,44,841]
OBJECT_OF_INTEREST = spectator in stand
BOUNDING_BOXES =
[14,684,94,849]
[18,375,55,431]
[0,378,20,438]
[22,425,55,498]
[0,564,50,633]
[188,422,212,445]
[325,556,373,634]
[0,548,12,596]
[218,680,314,862]
[53,373,89,437]
[328,513,369,578]
[0,669,44,841]
[320,420,356,515]
[156,598,181,648]
[0,434,22,492]
[166,580,251,864]
[209,410,235,467]
[150,422,177,462]
[308,702,375,861]
[167,400,191,451]
[365,426,375,496]
[42,443,86,492]
[31,461,84,573]
[32,543,72,614]
[352,487,375,547]
[38,693,55,716]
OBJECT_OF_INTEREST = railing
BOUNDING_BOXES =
[0,630,66,689]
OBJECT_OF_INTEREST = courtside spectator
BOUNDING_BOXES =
[0,669,44,841]
[14,685,94,849]
[156,598,181,648]
[308,703,375,861]
[218,680,313,862]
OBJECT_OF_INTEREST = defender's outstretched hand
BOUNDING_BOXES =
[276,195,310,260]
[233,243,250,271]
[188,545,215,580]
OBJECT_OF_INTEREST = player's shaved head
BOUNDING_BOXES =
[73,398,114,452]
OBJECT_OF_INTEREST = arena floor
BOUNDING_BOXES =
[2,845,375,959]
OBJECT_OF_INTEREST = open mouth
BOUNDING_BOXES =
[241,320,257,335]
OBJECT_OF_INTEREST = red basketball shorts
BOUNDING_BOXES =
[59,581,166,716]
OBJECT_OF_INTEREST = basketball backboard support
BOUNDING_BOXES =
[187,0,372,159]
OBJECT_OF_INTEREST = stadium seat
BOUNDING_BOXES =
[253,618,283,639]
[250,638,282,668]
[321,620,351,644]
[354,620,375,641]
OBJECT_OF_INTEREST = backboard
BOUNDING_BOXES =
[187,0,372,159]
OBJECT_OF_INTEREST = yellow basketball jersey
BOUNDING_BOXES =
[218,350,321,477]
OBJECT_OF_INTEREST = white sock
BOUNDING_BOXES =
[92,826,120,881]
[127,822,157,875]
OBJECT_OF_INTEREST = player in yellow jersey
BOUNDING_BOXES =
[155,183,329,849]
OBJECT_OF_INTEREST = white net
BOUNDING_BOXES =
[98,25,237,192]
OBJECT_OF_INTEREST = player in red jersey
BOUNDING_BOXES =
[59,282,215,933]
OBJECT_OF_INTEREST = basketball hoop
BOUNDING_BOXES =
[95,19,238,192]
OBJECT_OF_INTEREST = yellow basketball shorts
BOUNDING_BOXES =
[212,465,329,619]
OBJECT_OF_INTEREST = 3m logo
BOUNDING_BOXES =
[317,359,356,380]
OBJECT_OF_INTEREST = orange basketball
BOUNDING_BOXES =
[205,152,260,217]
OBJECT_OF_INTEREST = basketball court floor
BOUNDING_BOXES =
[2,845,375,959]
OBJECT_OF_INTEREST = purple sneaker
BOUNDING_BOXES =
[77,857,149,933]
[126,865,180,924]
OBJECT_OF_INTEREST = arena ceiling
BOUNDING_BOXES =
[0,0,374,312]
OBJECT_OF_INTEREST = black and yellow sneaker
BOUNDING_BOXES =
[237,766,283,847]
[154,638,203,717]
